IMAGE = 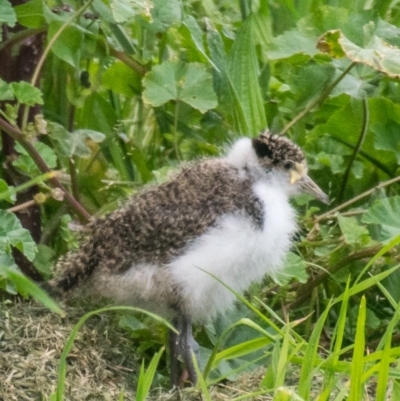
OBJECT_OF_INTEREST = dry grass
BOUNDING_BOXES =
[0,298,140,401]
[0,297,277,401]
[2,298,381,401]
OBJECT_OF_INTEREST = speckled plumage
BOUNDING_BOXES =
[52,159,266,291]
[49,131,328,386]
[50,132,314,312]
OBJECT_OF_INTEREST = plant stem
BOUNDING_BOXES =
[173,100,181,161]
[0,116,91,222]
[21,0,95,132]
[280,62,357,136]
[286,244,381,310]
[338,98,369,203]
[316,174,400,222]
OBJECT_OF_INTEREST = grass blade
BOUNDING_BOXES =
[136,346,164,401]
[56,306,174,401]
[348,296,366,401]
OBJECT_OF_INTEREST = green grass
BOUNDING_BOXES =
[49,243,400,400]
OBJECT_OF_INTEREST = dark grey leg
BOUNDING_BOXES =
[169,316,200,386]
[179,317,198,385]
[169,323,180,387]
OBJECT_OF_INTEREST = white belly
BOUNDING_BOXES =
[169,181,296,322]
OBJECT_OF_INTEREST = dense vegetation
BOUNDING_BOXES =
[1,0,400,399]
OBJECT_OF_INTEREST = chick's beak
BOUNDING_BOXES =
[299,174,330,204]
[290,163,329,204]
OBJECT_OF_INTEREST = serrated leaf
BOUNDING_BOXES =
[10,81,43,106]
[147,0,181,33]
[226,16,267,134]
[362,196,400,241]
[0,210,37,261]
[337,215,370,246]
[0,0,17,28]
[318,29,400,78]
[14,0,45,28]
[0,79,14,101]
[274,252,308,286]
[143,61,217,113]
[13,142,57,175]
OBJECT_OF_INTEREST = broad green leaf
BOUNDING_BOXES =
[274,252,308,286]
[49,122,105,159]
[33,245,55,279]
[0,79,14,101]
[0,0,17,27]
[226,16,267,134]
[147,0,181,33]
[14,0,45,28]
[102,61,142,96]
[0,179,16,203]
[109,0,139,23]
[0,210,37,261]
[13,142,57,175]
[11,81,43,106]
[266,30,319,60]
[373,121,400,164]
[143,61,218,113]
[362,196,400,241]
[48,21,83,67]
[318,29,400,78]
[337,215,370,246]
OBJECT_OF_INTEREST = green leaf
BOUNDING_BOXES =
[48,21,83,67]
[348,296,366,401]
[11,81,43,106]
[102,61,142,96]
[136,347,164,401]
[337,215,370,246]
[4,266,65,316]
[0,179,16,204]
[109,0,138,23]
[13,142,57,175]
[182,16,219,71]
[48,122,105,159]
[274,252,308,286]
[33,245,55,279]
[266,30,319,60]
[143,61,218,113]
[0,210,37,261]
[373,121,400,164]
[0,0,17,28]
[0,79,14,101]
[147,0,181,33]
[362,196,400,241]
[318,29,400,78]
[14,0,45,28]
[226,16,267,134]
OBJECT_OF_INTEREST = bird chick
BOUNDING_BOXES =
[48,132,329,386]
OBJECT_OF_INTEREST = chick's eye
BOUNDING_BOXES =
[283,160,294,170]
